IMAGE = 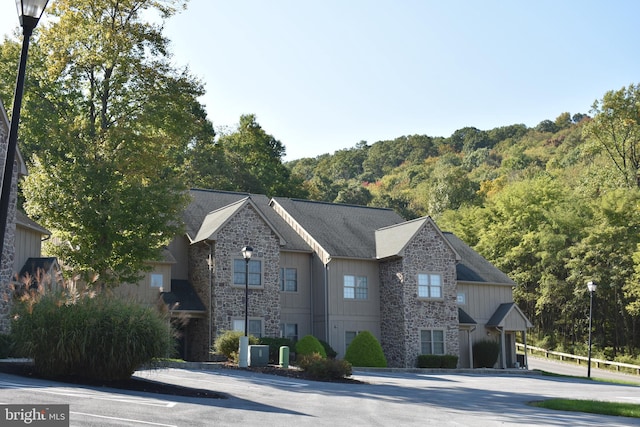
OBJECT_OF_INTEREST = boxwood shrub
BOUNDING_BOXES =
[295,335,326,358]
[473,340,501,368]
[417,354,458,368]
[213,330,259,362]
[344,331,387,367]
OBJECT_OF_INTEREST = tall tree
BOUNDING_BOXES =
[583,84,640,188]
[215,114,306,197]
[9,0,214,286]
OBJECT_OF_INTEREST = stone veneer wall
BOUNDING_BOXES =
[379,257,407,367]
[0,117,17,335]
[188,203,281,360]
[187,242,213,361]
[379,221,459,368]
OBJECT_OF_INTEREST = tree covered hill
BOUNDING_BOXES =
[286,85,640,359]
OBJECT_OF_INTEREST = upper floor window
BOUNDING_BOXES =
[233,259,262,287]
[420,329,445,355]
[150,273,163,288]
[280,268,298,292]
[344,275,368,299]
[418,273,442,298]
[457,292,466,305]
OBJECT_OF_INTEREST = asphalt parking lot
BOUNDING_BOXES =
[1,364,639,426]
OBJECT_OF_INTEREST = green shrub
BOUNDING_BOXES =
[295,335,326,358]
[11,291,173,381]
[319,339,337,359]
[259,337,294,363]
[0,334,13,359]
[473,340,501,368]
[298,353,352,380]
[344,331,387,367]
[212,330,259,362]
[417,354,458,368]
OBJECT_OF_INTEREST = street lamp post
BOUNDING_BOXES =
[238,246,253,368]
[586,280,597,378]
[0,0,50,259]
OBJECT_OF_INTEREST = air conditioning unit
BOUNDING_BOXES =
[248,345,269,367]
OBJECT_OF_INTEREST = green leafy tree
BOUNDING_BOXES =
[10,0,211,286]
[584,84,640,188]
[217,114,306,197]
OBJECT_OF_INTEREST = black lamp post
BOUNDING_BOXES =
[241,246,253,336]
[0,0,50,259]
[586,280,597,378]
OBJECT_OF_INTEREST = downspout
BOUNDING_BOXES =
[324,263,329,342]
[309,254,314,336]
[204,240,214,361]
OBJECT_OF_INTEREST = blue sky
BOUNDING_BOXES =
[2,1,639,160]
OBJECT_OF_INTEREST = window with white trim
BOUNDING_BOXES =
[280,268,297,292]
[150,273,163,288]
[280,323,298,341]
[418,273,442,298]
[343,275,368,299]
[420,329,445,355]
[457,292,466,305]
[232,319,263,338]
[233,259,262,287]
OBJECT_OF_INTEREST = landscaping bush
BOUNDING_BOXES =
[344,331,387,367]
[473,340,501,368]
[417,354,458,368]
[259,337,294,363]
[319,339,337,359]
[297,353,352,380]
[295,335,326,358]
[11,290,173,381]
[212,330,259,362]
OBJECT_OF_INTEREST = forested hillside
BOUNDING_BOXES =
[287,85,640,362]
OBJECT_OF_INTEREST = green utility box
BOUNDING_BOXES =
[279,346,290,368]
[248,345,269,367]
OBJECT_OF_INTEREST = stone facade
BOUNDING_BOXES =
[187,203,281,360]
[379,221,459,368]
[0,113,17,335]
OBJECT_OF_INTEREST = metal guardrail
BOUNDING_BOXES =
[516,343,640,375]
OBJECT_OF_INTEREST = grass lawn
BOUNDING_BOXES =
[530,399,640,418]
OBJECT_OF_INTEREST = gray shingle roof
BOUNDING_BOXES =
[271,198,405,259]
[162,280,206,313]
[443,232,515,285]
[185,189,311,252]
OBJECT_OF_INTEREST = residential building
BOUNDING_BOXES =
[148,188,531,368]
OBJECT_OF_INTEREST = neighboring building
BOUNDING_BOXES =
[139,188,531,368]
[0,98,54,333]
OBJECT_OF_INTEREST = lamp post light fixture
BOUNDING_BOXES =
[238,246,253,368]
[586,280,597,378]
[0,0,50,259]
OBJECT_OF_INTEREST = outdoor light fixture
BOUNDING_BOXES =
[238,246,253,368]
[586,280,597,378]
[0,0,50,259]
[241,246,253,336]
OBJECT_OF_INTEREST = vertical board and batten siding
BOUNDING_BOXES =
[311,255,328,341]
[13,225,43,275]
[115,263,173,307]
[327,258,382,357]
[457,282,514,325]
[168,235,190,281]
[279,251,313,338]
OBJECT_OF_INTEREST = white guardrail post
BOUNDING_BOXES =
[516,343,640,375]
